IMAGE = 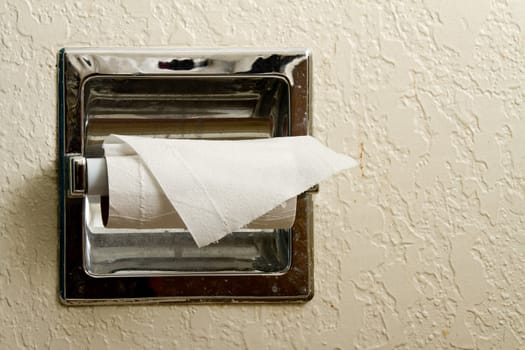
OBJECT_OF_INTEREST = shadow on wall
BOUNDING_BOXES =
[4,165,58,307]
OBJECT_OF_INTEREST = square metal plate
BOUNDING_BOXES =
[58,48,313,304]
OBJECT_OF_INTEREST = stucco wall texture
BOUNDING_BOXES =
[1,0,524,349]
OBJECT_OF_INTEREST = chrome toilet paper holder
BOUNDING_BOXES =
[58,48,313,304]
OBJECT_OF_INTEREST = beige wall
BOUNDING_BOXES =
[1,0,524,349]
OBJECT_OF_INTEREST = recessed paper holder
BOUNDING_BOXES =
[58,48,312,304]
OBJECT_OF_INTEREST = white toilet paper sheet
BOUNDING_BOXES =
[102,152,297,230]
[103,135,357,247]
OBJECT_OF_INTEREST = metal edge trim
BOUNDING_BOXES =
[57,48,66,301]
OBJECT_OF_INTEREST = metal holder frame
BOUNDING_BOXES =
[58,48,313,304]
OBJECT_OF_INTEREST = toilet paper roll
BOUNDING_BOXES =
[86,157,297,229]
[103,135,357,247]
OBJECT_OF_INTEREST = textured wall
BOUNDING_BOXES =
[1,0,524,349]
